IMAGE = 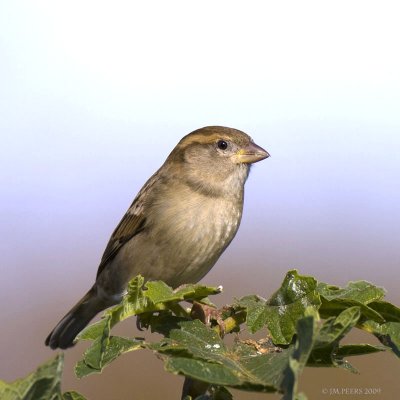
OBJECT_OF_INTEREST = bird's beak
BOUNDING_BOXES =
[233,142,270,164]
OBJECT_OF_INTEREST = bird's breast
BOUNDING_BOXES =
[178,197,241,248]
[146,189,243,284]
[158,191,241,242]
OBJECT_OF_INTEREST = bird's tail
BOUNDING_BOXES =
[45,286,109,350]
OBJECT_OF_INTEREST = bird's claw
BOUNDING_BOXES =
[190,301,226,336]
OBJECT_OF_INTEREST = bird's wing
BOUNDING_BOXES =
[96,172,160,278]
[96,206,146,278]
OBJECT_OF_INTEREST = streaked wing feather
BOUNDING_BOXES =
[95,169,162,278]
[96,203,146,278]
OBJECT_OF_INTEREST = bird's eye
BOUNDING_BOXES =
[217,140,228,150]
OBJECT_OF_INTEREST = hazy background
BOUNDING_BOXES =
[1,1,399,399]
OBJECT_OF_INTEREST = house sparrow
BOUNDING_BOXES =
[45,126,269,349]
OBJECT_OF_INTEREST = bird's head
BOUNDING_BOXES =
[165,126,269,197]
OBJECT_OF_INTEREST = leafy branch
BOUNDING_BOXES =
[1,270,399,400]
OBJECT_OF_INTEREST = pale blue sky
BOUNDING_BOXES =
[1,0,399,303]
[1,0,399,304]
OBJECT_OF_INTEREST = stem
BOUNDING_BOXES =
[213,310,247,336]
[168,303,191,318]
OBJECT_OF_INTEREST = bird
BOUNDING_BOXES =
[45,126,269,349]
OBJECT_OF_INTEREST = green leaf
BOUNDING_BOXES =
[145,310,188,336]
[367,300,400,323]
[207,386,233,400]
[77,276,151,343]
[319,298,385,323]
[69,272,400,396]
[75,277,222,377]
[0,355,86,400]
[281,313,320,400]
[77,319,109,341]
[78,276,216,344]
[63,391,88,400]
[317,281,386,323]
[184,385,232,400]
[294,394,308,400]
[362,321,400,357]
[159,320,293,392]
[85,315,112,370]
[335,344,386,357]
[308,306,361,369]
[191,385,233,400]
[316,307,361,347]
[163,319,227,359]
[75,336,143,378]
[237,270,321,344]
[75,275,157,375]
[109,275,162,325]
[317,281,386,304]
[0,355,64,400]
[145,281,221,304]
